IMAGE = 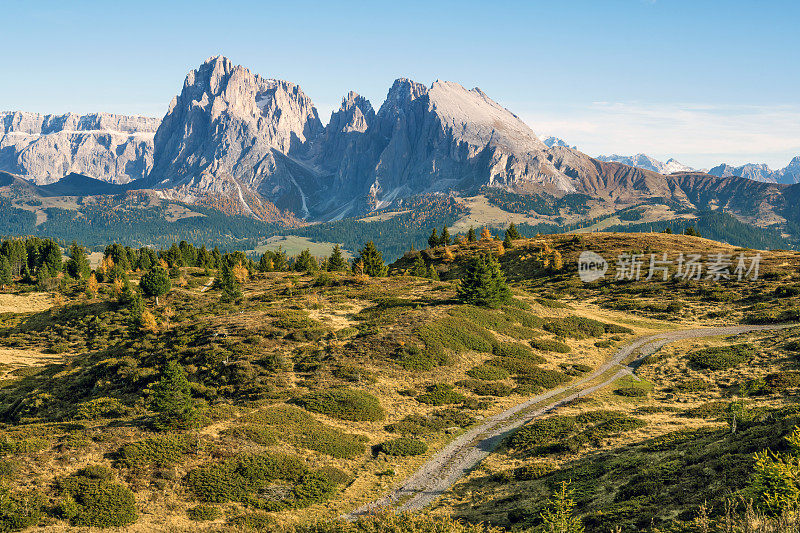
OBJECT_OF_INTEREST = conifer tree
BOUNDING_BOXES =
[506,222,521,240]
[358,241,388,277]
[467,226,477,242]
[428,229,440,249]
[128,292,145,331]
[218,260,242,302]
[0,256,11,289]
[456,253,511,308]
[86,273,99,299]
[66,241,90,280]
[258,252,274,272]
[410,255,427,277]
[294,249,318,273]
[327,244,349,272]
[149,360,200,430]
[540,481,584,533]
[441,226,451,246]
[503,231,514,250]
[427,264,440,281]
[140,267,171,306]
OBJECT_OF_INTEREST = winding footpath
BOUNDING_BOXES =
[347,323,797,517]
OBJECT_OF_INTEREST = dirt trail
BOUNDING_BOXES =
[346,323,797,517]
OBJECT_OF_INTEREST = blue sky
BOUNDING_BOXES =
[3,0,799,169]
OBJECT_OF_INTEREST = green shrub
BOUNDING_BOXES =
[469,382,513,397]
[386,409,475,435]
[642,428,719,452]
[675,379,710,392]
[680,401,731,419]
[227,512,274,530]
[417,384,467,406]
[295,388,385,422]
[416,316,497,364]
[57,470,137,528]
[544,316,606,339]
[765,371,800,391]
[0,488,44,531]
[185,452,340,510]
[509,416,577,450]
[466,364,509,381]
[396,345,446,371]
[222,424,278,446]
[613,386,649,397]
[117,434,190,468]
[74,397,128,420]
[513,463,557,480]
[488,358,570,390]
[236,406,367,458]
[380,437,428,457]
[186,504,220,522]
[688,343,755,370]
[493,341,544,362]
[530,338,571,353]
[0,437,49,456]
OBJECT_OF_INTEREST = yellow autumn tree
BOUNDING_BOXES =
[86,273,99,298]
[551,250,564,270]
[112,278,124,298]
[443,247,455,263]
[140,309,158,333]
[496,242,505,256]
[232,262,249,284]
[480,227,492,241]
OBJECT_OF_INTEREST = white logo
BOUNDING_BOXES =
[578,251,608,282]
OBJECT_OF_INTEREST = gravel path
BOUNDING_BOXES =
[346,323,797,517]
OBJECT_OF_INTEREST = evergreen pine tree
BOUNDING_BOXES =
[506,222,521,240]
[410,255,427,277]
[441,226,451,246]
[0,256,12,289]
[218,260,242,302]
[427,264,440,281]
[140,267,171,306]
[128,292,145,331]
[358,241,388,277]
[456,253,511,308]
[294,249,318,273]
[258,252,274,272]
[467,226,477,242]
[503,231,514,250]
[428,229,440,249]
[66,242,90,280]
[540,481,584,533]
[327,244,349,272]
[149,360,200,430]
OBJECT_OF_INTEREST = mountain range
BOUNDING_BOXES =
[1,55,800,250]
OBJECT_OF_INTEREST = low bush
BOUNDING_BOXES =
[295,388,385,421]
[466,364,509,381]
[513,463,556,480]
[530,338,571,353]
[386,409,475,435]
[470,382,514,397]
[396,345,448,371]
[493,341,544,362]
[509,416,577,450]
[0,437,49,456]
[56,469,137,528]
[489,358,570,390]
[675,379,710,392]
[543,316,607,339]
[0,488,44,531]
[236,406,367,459]
[74,397,128,420]
[613,386,649,397]
[185,452,340,510]
[117,434,190,468]
[417,384,467,406]
[765,371,800,391]
[688,343,755,370]
[680,401,730,419]
[186,504,220,521]
[379,437,428,457]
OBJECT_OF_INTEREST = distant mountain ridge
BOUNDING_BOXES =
[0,111,159,184]
[708,158,800,184]
[1,55,799,244]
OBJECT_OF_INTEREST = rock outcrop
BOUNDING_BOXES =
[0,111,159,184]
